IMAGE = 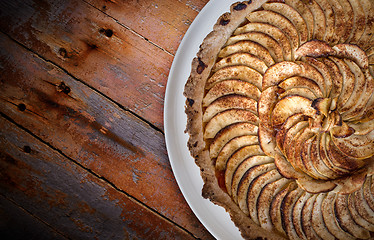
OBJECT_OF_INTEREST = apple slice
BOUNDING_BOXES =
[348,118,374,135]
[353,184,374,225]
[309,133,340,179]
[305,57,333,98]
[347,192,374,231]
[302,135,330,180]
[274,153,304,179]
[247,169,282,225]
[331,130,374,159]
[322,192,356,240]
[204,109,259,139]
[275,113,306,153]
[218,40,275,67]
[292,192,312,239]
[311,193,336,239]
[203,80,261,106]
[262,61,301,90]
[231,156,274,203]
[314,0,336,43]
[325,134,362,172]
[225,144,265,196]
[284,0,314,40]
[363,176,374,215]
[303,0,326,40]
[298,61,327,97]
[357,0,374,50]
[281,187,305,239]
[258,177,291,232]
[335,194,371,239]
[326,0,346,43]
[246,10,299,52]
[329,57,356,109]
[294,40,335,61]
[278,87,318,100]
[283,121,309,170]
[278,76,323,98]
[234,22,292,61]
[339,59,366,114]
[344,69,374,121]
[213,53,268,74]
[205,65,263,90]
[321,58,343,100]
[332,44,369,69]
[262,2,308,45]
[300,194,321,239]
[215,135,258,169]
[209,122,258,165]
[294,128,318,176]
[226,32,284,63]
[236,163,275,215]
[347,0,366,44]
[271,95,317,127]
[203,95,257,123]
[337,0,355,43]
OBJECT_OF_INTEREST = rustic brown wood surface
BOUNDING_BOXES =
[0,0,215,239]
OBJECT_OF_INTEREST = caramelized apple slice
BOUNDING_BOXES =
[321,58,343,100]
[247,169,282,225]
[213,53,268,74]
[311,193,336,239]
[333,44,369,69]
[271,96,316,126]
[347,0,366,44]
[326,0,346,43]
[300,194,320,239]
[218,40,275,67]
[209,122,258,164]
[305,57,333,98]
[292,191,312,239]
[258,177,291,232]
[281,187,304,239]
[298,61,327,97]
[246,10,299,52]
[347,192,374,231]
[278,76,323,98]
[314,0,336,43]
[226,32,284,63]
[215,135,258,168]
[236,162,275,214]
[357,0,374,49]
[332,130,374,159]
[262,2,308,44]
[231,155,274,202]
[206,65,263,89]
[262,61,301,90]
[335,194,371,239]
[203,95,258,123]
[322,192,356,240]
[234,22,292,61]
[203,80,261,106]
[337,0,355,43]
[225,145,265,196]
[304,0,326,40]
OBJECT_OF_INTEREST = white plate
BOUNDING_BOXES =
[164,1,243,239]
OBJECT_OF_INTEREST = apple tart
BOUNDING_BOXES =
[184,0,374,239]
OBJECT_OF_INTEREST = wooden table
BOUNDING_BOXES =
[0,0,216,239]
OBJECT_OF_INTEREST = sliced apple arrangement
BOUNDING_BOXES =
[185,0,374,239]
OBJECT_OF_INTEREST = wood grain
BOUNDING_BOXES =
[0,0,173,129]
[0,32,213,239]
[85,0,209,54]
[0,116,196,240]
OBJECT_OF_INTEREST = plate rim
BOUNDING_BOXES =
[164,0,243,239]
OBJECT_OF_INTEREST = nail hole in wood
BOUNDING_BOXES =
[17,103,26,111]
[59,48,68,58]
[57,82,71,94]
[99,28,113,38]
[23,146,31,153]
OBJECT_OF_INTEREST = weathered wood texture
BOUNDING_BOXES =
[0,32,213,239]
[0,117,196,239]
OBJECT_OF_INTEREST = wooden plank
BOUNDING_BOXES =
[0,117,196,240]
[0,33,214,240]
[0,0,173,129]
[0,195,67,240]
[85,0,209,54]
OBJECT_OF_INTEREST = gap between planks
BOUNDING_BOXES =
[0,112,199,239]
